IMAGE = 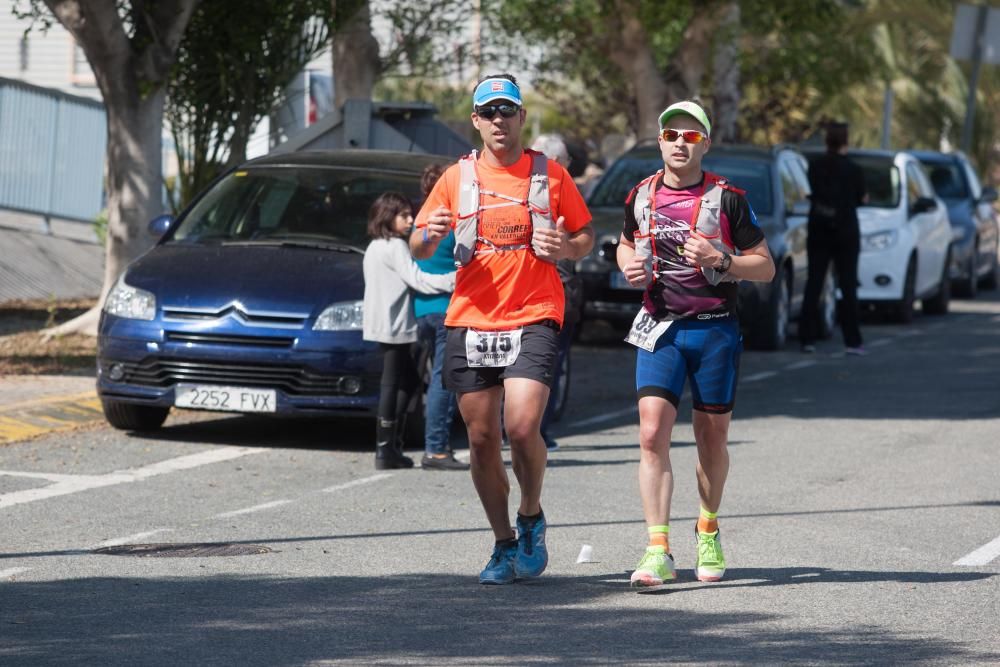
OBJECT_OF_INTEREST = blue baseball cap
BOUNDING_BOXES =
[473,78,523,108]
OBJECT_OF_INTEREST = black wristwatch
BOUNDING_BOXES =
[717,252,732,274]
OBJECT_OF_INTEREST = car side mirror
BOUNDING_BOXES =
[789,200,811,217]
[147,214,175,237]
[980,187,998,204]
[909,196,937,216]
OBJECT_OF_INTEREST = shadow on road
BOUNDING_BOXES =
[4,499,996,561]
[2,572,996,665]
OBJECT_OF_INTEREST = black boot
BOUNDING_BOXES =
[375,419,413,470]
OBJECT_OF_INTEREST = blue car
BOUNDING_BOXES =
[908,150,999,297]
[97,150,450,431]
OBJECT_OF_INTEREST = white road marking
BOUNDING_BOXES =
[954,534,1000,566]
[784,360,818,371]
[0,447,264,510]
[95,529,172,548]
[0,567,30,579]
[867,338,892,348]
[214,500,293,518]
[742,371,778,383]
[570,406,637,429]
[322,473,392,493]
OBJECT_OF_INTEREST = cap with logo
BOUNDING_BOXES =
[657,101,711,137]
[473,78,523,108]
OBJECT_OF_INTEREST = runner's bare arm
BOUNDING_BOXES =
[683,234,775,282]
[616,234,651,288]
[409,206,452,259]
[532,218,595,262]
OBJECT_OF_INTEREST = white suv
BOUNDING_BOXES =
[806,149,953,322]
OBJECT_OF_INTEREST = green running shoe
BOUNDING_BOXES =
[696,529,726,582]
[629,545,676,587]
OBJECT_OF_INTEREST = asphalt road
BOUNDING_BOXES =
[1,294,999,665]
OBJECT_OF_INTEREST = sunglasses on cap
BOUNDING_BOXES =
[660,128,707,144]
[475,103,520,120]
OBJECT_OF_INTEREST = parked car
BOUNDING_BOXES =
[96,149,458,435]
[579,142,836,349]
[802,148,953,322]
[908,150,999,297]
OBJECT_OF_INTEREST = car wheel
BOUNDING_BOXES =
[980,250,998,290]
[890,258,917,324]
[923,248,951,315]
[954,247,978,298]
[101,399,169,431]
[753,268,791,351]
[549,347,571,423]
[817,267,837,340]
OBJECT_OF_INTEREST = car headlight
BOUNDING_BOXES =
[862,230,897,251]
[314,300,363,331]
[102,275,156,320]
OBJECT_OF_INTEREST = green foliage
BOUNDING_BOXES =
[479,0,691,153]
[92,208,108,246]
[375,1,471,78]
[166,0,332,209]
[738,0,880,145]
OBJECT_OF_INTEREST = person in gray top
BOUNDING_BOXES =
[363,192,454,469]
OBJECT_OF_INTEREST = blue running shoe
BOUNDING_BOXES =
[515,511,548,578]
[479,541,518,585]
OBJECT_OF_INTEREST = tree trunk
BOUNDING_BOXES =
[41,0,196,337]
[608,2,722,139]
[606,9,670,140]
[331,0,380,123]
[711,2,741,143]
[102,90,169,298]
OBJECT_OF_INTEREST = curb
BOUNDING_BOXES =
[0,391,103,445]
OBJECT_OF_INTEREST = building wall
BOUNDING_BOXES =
[0,11,99,100]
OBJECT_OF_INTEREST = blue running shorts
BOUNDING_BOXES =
[635,317,742,414]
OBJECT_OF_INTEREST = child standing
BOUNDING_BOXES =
[363,192,455,469]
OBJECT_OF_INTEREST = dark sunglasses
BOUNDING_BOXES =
[661,128,707,144]
[475,103,520,120]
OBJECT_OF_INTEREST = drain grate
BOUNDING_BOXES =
[93,542,273,558]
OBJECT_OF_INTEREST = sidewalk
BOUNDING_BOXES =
[0,216,102,303]
[0,374,101,445]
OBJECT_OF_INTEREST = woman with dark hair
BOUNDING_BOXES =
[800,122,868,354]
[363,192,455,469]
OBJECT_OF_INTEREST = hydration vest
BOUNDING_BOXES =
[632,170,742,286]
[453,149,554,268]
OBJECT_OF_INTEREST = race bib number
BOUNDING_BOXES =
[465,328,523,367]
[625,309,672,352]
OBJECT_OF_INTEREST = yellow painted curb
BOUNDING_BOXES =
[0,391,102,445]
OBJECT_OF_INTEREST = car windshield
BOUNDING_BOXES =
[804,153,901,209]
[700,156,773,215]
[588,154,662,209]
[848,156,901,208]
[917,158,969,200]
[588,152,773,215]
[169,166,423,247]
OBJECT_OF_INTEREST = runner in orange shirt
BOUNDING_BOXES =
[411,74,594,585]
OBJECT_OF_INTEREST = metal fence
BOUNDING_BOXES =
[0,76,106,223]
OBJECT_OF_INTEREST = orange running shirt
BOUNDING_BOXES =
[415,151,591,329]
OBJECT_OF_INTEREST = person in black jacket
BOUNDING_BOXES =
[800,122,868,354]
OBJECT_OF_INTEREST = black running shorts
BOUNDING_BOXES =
[443,321,559,393]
